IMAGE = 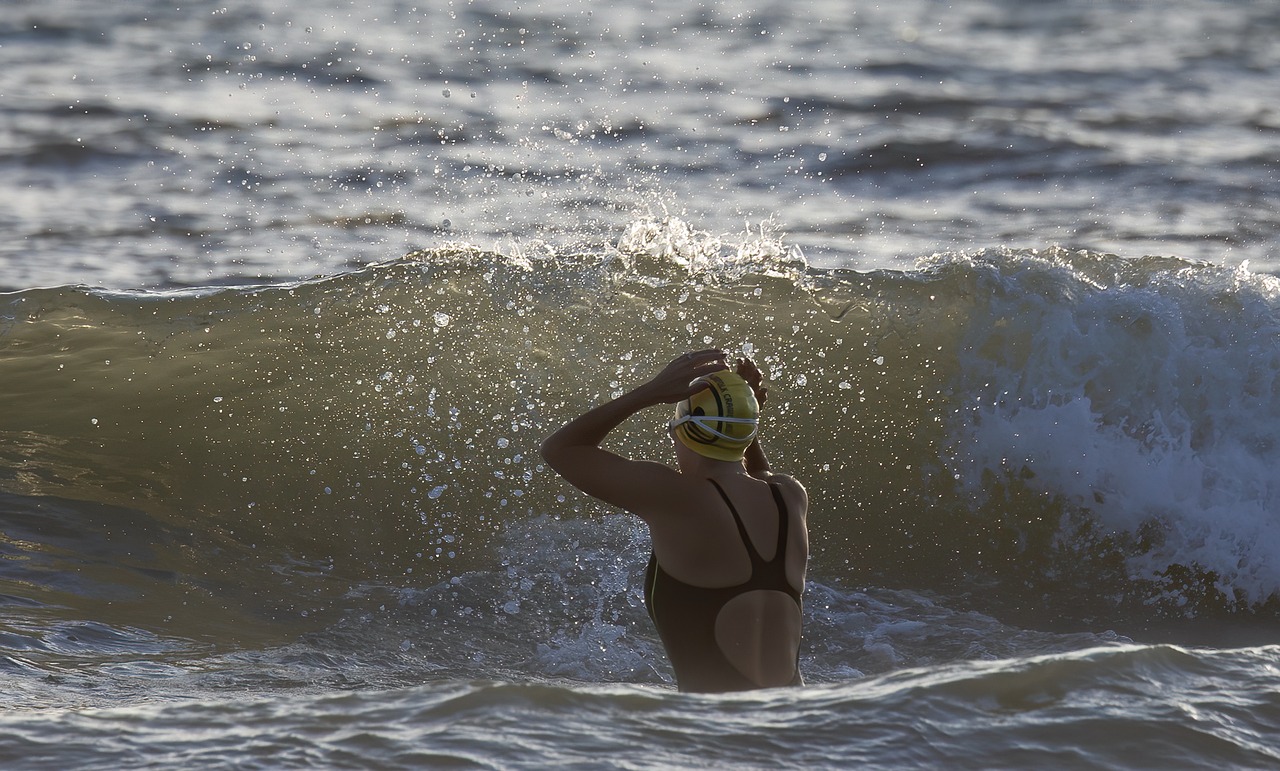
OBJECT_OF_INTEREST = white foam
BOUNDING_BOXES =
[940,250,1280,605]
[614,215,806,278]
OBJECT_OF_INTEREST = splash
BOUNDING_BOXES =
[938,248,1280,611]
[4,238,1280,621]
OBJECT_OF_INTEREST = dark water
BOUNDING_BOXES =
[4,0,1280,768]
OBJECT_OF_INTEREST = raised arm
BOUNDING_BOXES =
[736,357,773,479]
[540,349,727,510]
[736,357,809,524]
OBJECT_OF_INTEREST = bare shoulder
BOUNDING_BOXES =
[624,461,715,518]
[761,472,809,519]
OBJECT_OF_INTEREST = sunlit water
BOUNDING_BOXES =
[4,1,1280,768]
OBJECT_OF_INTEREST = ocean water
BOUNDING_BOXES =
[3,0,1280,768]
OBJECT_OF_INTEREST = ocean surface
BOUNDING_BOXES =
[3,0,1280,768]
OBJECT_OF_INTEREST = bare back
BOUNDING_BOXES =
[643,473,808,691]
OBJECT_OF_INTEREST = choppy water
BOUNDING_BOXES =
[5,0,1279,291]
[4,0,1280,768]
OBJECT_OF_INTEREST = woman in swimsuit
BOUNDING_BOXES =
[540,349,809,692]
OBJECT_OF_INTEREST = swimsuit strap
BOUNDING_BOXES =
[706,479,788,567]
[768,482,790,566]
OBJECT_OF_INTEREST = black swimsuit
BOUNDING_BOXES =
[643,480,803,692]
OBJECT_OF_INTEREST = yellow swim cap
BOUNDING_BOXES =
[670,370,759,462]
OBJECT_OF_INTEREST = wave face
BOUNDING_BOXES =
[4,227,1280,655]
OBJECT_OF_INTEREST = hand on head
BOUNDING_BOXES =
[736,357,768,408]
[643,349,729,404]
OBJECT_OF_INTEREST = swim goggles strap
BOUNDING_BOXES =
[668,414,758,443]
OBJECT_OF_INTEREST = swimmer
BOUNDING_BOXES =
[540,349,809,693]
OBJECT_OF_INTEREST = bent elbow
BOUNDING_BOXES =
[539,435,563,471]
